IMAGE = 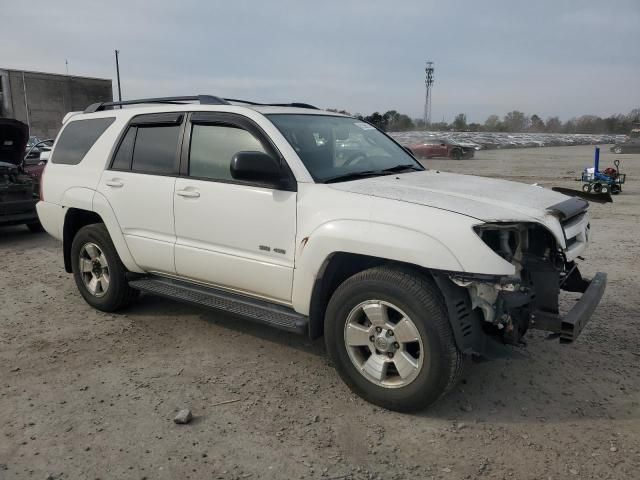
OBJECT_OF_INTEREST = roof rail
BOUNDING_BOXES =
[84,95,230,113]
[224,98,319,110]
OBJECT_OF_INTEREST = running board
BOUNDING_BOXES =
[128,276,308,334]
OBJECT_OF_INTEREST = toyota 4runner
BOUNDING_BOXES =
[37,96,606,411]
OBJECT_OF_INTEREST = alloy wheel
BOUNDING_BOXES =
[344,300,424,388]
[78,242,110,297]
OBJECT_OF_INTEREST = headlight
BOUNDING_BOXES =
[474,223,523,262]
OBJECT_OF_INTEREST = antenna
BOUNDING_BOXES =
[424,61,434,127]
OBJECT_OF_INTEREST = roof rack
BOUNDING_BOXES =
[84,95,320,113]
[84,95,229,113]
[224,98,319,110]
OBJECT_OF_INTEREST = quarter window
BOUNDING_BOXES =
[51,117,115,165]
[111,127,136,170]
[131,125,180,175]
[189,124,265,181]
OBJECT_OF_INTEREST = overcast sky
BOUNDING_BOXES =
[1,0,639,122]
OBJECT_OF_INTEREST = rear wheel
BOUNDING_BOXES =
[325,266,463,412]
[611,184,621,194]
[581,183,592,193]
[71,223,138,312]
[613,146,623,154]
[593,183,602,193]
[600,184,609,194]
[451,149,463,160]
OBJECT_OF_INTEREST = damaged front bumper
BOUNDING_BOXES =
[529,272,606,343]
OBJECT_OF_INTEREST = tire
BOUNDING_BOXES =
[613,146,623,154]
[70,223,138,312]
[582,184,592,193]
[600,185,609,194]
[26,221,45,233]
[593,183,602,193]
[451,149,462,160]
[611,184,621,194]
[324,266,463,412]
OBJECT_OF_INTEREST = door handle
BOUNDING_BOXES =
[105,179,124,188]
[176,189,200,198]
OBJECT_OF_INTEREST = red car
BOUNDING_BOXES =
[408,139,475,160]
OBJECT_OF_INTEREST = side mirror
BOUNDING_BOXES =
[230,151,284,186]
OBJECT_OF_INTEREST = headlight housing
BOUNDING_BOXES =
[473,223,523,262]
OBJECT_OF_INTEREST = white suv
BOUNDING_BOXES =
[37,95,606,411]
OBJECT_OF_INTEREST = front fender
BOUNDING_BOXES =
[291,220,464,314]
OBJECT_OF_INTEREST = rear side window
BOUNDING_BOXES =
[51,117,115,165]
[131,126,180,175]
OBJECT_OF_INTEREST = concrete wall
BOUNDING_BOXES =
[0,69,112,139]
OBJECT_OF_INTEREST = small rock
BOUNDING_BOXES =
[312,415,319,423]
[569,468,579,475]
[610,446,618,452]
[460,404,473,413]
[10,367,20,372]
[442,467,452,473]
[174,409,192,425]
[45,474,55,480]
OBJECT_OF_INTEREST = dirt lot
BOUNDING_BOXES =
[1,145,638,479]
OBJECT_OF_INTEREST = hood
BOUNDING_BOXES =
[328,170,571,223]
[0,118,29,166]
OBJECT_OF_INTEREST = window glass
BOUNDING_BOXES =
[131,125,180,174]
[111,127,136,170]
[51,117,115,165]
[189,124,265,181]
[267,114,420,182]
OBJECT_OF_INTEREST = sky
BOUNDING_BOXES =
[1,0,639,123]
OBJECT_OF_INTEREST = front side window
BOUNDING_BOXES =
[189,124,265,181]
[267,114,422,183]
[131,125,180,175]
[51,117,115,165]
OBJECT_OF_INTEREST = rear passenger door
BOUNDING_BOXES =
[173,112,297,303]
[97,112,184,274]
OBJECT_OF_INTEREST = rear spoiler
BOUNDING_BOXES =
[62,111,82,124]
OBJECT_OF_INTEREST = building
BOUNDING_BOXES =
[0,68,113,138]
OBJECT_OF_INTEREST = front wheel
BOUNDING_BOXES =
[71,223,138,312]
[325,266,463,412]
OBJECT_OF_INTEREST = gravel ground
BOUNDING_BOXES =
[1,145,638,479]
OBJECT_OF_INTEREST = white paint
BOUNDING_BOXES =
[38,103,592,315]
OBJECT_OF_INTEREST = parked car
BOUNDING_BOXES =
[0,118,43,231]
[408,138,475,159]
[610,136,640,154]
[25,135,52,159]
[23,138,53,184]
[38,96,605,412]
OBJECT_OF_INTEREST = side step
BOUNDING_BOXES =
[129,276,309,334]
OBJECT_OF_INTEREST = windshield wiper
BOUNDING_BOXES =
[380,164,423,173]
[323,164,422,184]
[323,170,388,184]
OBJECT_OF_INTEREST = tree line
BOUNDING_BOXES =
[327,108,640,134]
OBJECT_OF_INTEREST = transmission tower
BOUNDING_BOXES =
[424,61,434,126]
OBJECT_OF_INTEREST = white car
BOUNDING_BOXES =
[37,95,606,411]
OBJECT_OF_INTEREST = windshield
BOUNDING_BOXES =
[267,114,423,182]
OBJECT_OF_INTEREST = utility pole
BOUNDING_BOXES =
[114,50,122,102]
[65,59,69,75]
[424,61,434,127]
